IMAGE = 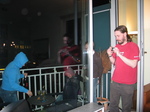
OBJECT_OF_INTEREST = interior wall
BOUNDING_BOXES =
[119,0,137,32]
[118,0,126,26]
[144,0,150,85]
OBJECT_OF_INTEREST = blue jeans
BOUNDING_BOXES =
[0,87,18,103]
[86,78,98,103]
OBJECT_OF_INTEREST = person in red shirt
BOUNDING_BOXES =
[57,34,81,70]
[107,25,140,112]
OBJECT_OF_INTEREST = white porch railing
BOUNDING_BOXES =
[0,64,111,110]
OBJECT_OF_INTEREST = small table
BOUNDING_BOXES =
[27,94,55,110]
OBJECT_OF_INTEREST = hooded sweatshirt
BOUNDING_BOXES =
[1,52,29,93]
[64,67,75,76]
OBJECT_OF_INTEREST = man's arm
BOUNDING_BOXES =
[57,53,61,64]
[107,46,116,65]
[57,49,64,64]
[117,53,138,68]
[114,47,139,68]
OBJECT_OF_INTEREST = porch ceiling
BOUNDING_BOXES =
[0,0,74,16]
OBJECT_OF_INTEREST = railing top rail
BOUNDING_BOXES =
[0,64,83,74]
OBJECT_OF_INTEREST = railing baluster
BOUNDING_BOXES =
[106,73,108,99]
[102,75,104,98]
[45,74,47,91]
[63,71,65,87]
[54,73,56,93]
[28,76,31,91]
[34,76,37,95]
[58,73,61,92]
[50,73,52,93]
[39,69,42,90]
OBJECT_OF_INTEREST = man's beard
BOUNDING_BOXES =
[118,38,126,45]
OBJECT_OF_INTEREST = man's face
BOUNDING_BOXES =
[84,42,94,51]
[114,31,127,45]
[63,37,68,45]
[66,73,73,78]
[85,43,88,51]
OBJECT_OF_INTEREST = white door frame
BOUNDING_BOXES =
[137,0,144,111]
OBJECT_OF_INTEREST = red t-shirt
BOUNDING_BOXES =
[60,45,81,70]
[112,42,140,84]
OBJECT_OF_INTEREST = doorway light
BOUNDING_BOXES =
[128,31,138,35]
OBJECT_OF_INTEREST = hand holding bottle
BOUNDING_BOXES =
[27,90,33,96]
[24,73,28,77]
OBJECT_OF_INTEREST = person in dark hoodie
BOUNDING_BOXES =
[45,67,80,112]
[0,52,33,103]
[55,67,80,102]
